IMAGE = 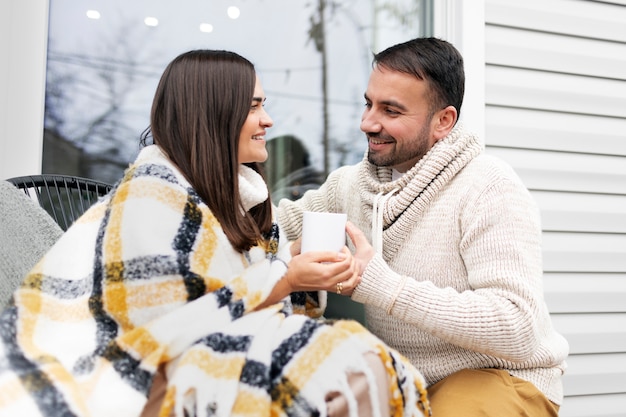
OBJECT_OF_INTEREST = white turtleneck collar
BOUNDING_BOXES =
[238,164,269,212]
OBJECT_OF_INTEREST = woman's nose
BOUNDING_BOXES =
[261,109,273,127]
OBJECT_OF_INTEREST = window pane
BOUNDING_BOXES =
[44,0,431,196]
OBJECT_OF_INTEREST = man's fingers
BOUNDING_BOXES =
[346,221,367,247]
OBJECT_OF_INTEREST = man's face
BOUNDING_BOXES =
[361,66,438,173]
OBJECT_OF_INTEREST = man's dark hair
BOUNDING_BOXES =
[373,37,465,120]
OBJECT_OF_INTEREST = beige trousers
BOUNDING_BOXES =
[427,368,560,417]
[141,352,390,417]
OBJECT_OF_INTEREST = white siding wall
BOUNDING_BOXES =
[485,0,626,415]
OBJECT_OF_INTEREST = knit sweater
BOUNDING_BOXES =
[0,145,429,417]
[277,124,569,405]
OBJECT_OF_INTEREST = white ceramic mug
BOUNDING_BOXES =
[301,211,347,253]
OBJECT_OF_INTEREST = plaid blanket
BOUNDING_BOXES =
[0,146,429,417]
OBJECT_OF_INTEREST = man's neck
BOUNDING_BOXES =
[392,168,403,181]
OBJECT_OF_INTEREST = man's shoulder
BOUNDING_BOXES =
[325,162,363,187]
[330,162,362,176]
[461,152,523,184]
[450,153,534,205]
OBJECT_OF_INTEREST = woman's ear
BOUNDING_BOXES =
[433,105,458,141]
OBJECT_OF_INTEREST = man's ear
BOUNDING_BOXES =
[433,105,457,141]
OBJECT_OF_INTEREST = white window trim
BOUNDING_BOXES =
[433,0,485,139]
[0,0,49,180]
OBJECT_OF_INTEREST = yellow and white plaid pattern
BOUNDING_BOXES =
[0,145,429,417]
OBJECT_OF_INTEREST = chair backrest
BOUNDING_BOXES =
[6,174,113,231]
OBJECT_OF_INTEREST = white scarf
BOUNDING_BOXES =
[238,164,269,213]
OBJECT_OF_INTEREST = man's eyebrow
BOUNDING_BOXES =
[363,93,407,111]
[383,100,407,111]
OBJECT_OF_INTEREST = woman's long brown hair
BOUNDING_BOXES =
[142,50,272,252]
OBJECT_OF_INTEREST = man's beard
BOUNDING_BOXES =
[366,123,432,169]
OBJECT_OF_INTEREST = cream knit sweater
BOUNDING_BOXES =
[278,124,569,405]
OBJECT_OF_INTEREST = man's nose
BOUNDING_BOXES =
[360,110,381,133]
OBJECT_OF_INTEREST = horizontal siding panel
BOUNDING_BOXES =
[485,107,626,156]
[486,0,626,42]
[550,313,626,354]
[485,66,626,118]
[560,393,626,417]
[562,353,626,396]
[544,273,626,313]
[485,147,626,195]
[485,0,626,412]
[486,25,626,79]
[542,232,626,272]
[531,191,626,233]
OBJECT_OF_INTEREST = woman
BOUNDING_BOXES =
[0,50,429,417]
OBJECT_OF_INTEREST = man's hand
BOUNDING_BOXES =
[290,238,302,257]
[346,221,375,277]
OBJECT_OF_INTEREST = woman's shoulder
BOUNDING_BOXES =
[111,145,202,208]
[127,145,191,189]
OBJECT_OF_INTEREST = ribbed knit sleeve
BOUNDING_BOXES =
[352,253,403,312]
[276,165,351,241]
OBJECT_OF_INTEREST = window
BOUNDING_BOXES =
[44,0,431,198]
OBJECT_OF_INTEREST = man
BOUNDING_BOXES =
[277,37,569,416]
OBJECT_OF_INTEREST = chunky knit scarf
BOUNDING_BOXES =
[0,145,429,417]
[359,124,483,259]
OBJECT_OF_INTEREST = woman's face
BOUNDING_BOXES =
[238,76,273,164]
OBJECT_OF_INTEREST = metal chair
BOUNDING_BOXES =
[6,174,112,231]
